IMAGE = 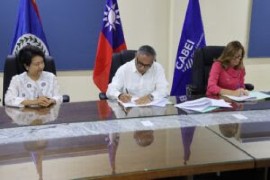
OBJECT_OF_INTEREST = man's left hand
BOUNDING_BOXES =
[135,95,152,105]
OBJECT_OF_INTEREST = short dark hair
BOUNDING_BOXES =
[18,45,45,67]
[137,45,156,57]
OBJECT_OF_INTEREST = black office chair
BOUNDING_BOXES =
[2,55,70,106]
[99,50,137,100]
[186,46,254,96]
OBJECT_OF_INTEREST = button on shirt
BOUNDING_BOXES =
[106,59,168,100]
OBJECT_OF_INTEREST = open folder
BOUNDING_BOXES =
[223,91,270,102]
[175,97,232,113]
[118,97,170,108]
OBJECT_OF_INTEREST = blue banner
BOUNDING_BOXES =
[10,0,49,55]
[170,0,206,99]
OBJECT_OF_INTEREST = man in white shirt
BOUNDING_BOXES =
[106,45,168,104]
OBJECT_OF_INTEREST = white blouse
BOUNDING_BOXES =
[5,71,63,107]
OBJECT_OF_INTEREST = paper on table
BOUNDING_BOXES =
[223,91,270,102]
[118,97,170,108]
[174,97,232,113]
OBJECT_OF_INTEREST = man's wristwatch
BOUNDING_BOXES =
[148,94,154,101]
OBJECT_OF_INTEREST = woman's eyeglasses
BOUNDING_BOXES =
[233,55,242,60]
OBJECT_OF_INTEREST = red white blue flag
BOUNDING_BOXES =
[170,0,206,99]
[10,0,49,55]
[93,0,127,93]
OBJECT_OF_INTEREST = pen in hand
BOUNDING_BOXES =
[125,88,132,101]
[119,88,132,103]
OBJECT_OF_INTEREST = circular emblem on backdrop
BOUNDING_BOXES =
[103,4,121,31]
[12,34,49,55]
[27,84,32,88]
[41,82,46,87]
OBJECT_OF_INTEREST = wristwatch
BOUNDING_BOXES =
[148,94,154,101]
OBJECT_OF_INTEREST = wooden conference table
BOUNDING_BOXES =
[0,97,270,179]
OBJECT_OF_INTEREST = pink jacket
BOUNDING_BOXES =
[206,61,245,96]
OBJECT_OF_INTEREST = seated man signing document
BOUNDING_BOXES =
[106,45,168,104]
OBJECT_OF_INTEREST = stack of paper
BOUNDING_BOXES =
[223,91,270,102]
[174,97,232,113]
[118,97,170,108]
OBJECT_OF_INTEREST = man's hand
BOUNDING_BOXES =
[135,95,152,105]
[118,93,132,103]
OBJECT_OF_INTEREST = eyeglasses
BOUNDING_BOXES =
[233,55,242,60]
[136,58,153,69]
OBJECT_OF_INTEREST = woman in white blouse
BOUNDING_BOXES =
[5,45,62,107]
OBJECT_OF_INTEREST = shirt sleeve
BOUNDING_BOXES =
[240,68,246,88]
[4,76,25,107]
[207,62,222,96]
[106,66,125,100]
[151,63,169,99]
[50,75,63,104]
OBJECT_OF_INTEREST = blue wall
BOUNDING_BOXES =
[248,0,270,57]
[0,0,104,71]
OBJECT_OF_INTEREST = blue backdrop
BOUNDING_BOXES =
[248,0,270,57]
[0,0,104,71]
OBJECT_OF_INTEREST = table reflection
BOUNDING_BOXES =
[105,130,155,174]
[134,130,154,147]
[24,140,48,180]
[176,97,197,164]
[106,133,120,174]
[107,100,167,118]
[96,100,113,120]
[5,104,60,126]
[218,121,270,143]
[219,123,239,138]
[180,126,196,165]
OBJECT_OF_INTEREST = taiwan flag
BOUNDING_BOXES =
[93,0,127,93]
[170,0,206,100]
[10,0,50,55]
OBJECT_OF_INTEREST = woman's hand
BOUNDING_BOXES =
[235,88,249,97]
[37,96,55,107]
[22,97,55,107]
[220,88,249,97]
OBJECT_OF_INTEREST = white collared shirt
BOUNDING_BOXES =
[106,59,168,100]
[5,71,63,107]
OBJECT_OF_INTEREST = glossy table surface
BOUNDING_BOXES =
[0,127,253,180]
[0,99,182,129]
[1,98,270,179]
[2,97,270,129]
[190,107,270,168]
[208,121,270,168]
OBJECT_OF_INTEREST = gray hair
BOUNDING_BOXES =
[137,45,156,57]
